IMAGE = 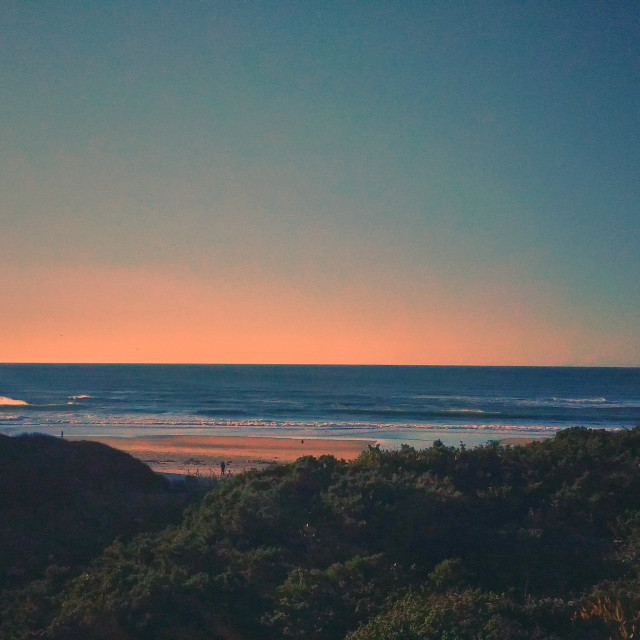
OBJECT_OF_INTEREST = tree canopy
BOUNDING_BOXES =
[3,427,640,639]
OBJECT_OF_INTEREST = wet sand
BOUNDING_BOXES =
[70,435,375,476]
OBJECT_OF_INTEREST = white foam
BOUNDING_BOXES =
[0,396,28,406]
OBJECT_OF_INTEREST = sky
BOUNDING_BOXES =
[2,0,639,365]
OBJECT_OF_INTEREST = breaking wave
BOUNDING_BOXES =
[553,397,607,404]
[0,396,28,406]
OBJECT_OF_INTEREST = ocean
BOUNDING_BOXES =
[1,364,639,448]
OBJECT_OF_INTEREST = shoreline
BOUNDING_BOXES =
[69,434,376,476]
[67,434,545,477]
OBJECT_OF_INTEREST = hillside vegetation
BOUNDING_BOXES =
[0,434,194,615]
[3,427,640,639]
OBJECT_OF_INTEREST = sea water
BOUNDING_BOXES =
[1,364,639,448]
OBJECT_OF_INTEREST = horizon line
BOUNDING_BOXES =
[2,362,638,369]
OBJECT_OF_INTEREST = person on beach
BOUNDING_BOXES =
[220,460,226,475]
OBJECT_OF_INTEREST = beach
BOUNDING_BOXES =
[70,435,375,476]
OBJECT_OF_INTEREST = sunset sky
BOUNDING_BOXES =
[2,1,639,365]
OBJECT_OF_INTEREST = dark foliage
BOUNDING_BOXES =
[4,427,640,639]
[0,433,195,637]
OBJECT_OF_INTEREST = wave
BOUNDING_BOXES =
[553,397,607,404]
[198,408,249,417]
[70,394,93,400]
[413,394,613,408]
[194,406,499,420]
[0,403,84,412]
[0,396,28,406]
[191,401,639,422]
[325,407,498,419]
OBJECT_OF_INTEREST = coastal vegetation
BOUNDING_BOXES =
[3,427,640,639]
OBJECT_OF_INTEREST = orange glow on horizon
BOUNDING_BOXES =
[3,264,637,366]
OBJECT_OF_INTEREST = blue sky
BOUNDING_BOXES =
[2,1,639,364]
